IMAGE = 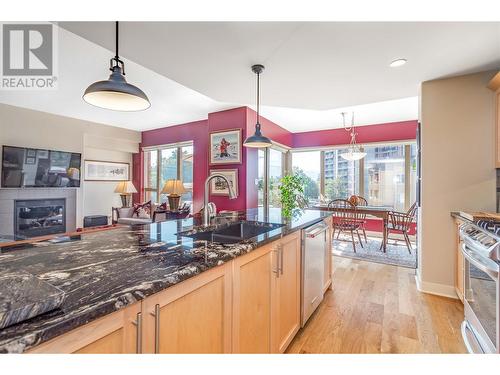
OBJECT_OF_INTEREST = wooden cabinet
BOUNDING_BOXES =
[232,231,303,354]
[455,218,465,303]
[28,302,141,354]
[272,232,301,353]
[26,221,331,354]
[142,263,232,353]
[232,244,274,353]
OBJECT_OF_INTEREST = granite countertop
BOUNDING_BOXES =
[450,211,473,222]
[0,208,331,353]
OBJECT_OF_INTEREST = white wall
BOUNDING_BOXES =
[0,103,140,228]
[418,71,496,297]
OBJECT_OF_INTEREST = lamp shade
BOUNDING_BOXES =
[114,181,138,194]
[83,66,150,112]
[161,179,187,195]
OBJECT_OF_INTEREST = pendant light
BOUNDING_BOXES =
[243,64,272,148]
[83,22,150,111]
[340,112,367,161]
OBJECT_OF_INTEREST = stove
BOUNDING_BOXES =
[459,222,500,354]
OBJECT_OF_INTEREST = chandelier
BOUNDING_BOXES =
[340,112,366,161]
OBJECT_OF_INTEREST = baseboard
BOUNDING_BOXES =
[415,275,458,299]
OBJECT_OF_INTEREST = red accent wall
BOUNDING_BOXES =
[137,108,417,224]
[292,120,418,148]
[207,107,248,211]
[140,119,209,212]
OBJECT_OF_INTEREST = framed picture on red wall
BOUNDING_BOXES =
[209,169,238,197]
[209,129,242,165]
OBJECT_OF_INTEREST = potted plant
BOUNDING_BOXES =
[279,174,309,219]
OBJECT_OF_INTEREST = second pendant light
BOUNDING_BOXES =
[243,64,272,148]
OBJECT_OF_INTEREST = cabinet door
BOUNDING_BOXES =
[273,232,301,353]
[232,244,274,353]
[28,302,142,354]
[142,263,231,354]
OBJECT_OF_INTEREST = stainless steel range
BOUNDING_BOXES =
[459,222,500,353]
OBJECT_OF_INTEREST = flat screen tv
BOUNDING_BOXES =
[1,146,81,188]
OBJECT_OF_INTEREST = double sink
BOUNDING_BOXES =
[177,221,285,244]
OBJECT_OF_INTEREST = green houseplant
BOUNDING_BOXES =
[279,174,308,219]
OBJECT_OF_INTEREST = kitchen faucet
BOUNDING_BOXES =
[203,173,237,226]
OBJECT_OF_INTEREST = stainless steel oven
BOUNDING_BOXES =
[460,223,500,353]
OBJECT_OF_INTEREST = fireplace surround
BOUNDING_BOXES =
[14,198,66,238]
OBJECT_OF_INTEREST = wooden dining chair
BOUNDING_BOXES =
[327,199,363,253]
[387,202,418,254]
[348,195,368,244]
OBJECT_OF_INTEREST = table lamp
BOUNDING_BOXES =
[161,179,186,211]
[114,181,137,207]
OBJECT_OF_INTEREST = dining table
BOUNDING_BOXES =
[310,204,394,252]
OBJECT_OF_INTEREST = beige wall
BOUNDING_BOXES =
[418,71,496,297]
[0,103,140,227]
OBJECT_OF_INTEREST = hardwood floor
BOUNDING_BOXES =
[286,256,466,354]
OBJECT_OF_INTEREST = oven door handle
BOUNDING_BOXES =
[461,244,499,280]
[461,321,485,354]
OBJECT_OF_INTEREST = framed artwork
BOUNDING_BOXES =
[209,129,242,165]
[210,169,238,197]
[37,150,49,159]
[84,160,130,181]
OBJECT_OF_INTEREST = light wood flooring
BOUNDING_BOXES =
[286,256,466,354]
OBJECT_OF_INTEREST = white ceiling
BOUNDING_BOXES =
[1,22,499,132]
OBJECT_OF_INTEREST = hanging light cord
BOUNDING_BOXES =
[110,21,125,74]
[256,70,260,126]
[115,21,119,62]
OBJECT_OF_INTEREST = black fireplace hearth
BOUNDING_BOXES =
[14,199,66,238]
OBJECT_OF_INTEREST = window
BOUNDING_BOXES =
[363,144,405,212]
[144,142,193,206]
[258,146,288,209]
[291,142,416,211]
[292,151,321,205]
[257,149,265,207]
[323,149,358,202]
[269,149,284,208]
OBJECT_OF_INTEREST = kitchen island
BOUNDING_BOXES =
[0,208,332,354]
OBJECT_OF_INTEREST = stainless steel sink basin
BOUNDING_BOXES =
[178,221,284,244]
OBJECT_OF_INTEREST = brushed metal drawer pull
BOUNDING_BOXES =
[131,312,142,354]
[279,245,284,275]
[272,247,280,277]
[151,304,160,353]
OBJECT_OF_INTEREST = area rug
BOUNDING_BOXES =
[332,235,417,269]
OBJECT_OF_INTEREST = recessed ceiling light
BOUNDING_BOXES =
[390,59,407,68]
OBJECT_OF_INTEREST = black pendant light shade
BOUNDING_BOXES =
[83,22,150,111]
[244,64,272,148]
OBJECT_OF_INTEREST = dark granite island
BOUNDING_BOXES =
[0,208,332,354]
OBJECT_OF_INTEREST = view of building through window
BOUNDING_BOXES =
[291,142,415,210]
[364,144,406,212]
[323,150,358,202]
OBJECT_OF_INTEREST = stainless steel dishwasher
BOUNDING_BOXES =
[301,220,328,326]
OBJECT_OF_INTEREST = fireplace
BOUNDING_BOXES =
[14,198,66,238]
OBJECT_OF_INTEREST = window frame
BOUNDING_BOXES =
[258,142,290,209]
[143,141,194,204]
[290,140,416,211]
